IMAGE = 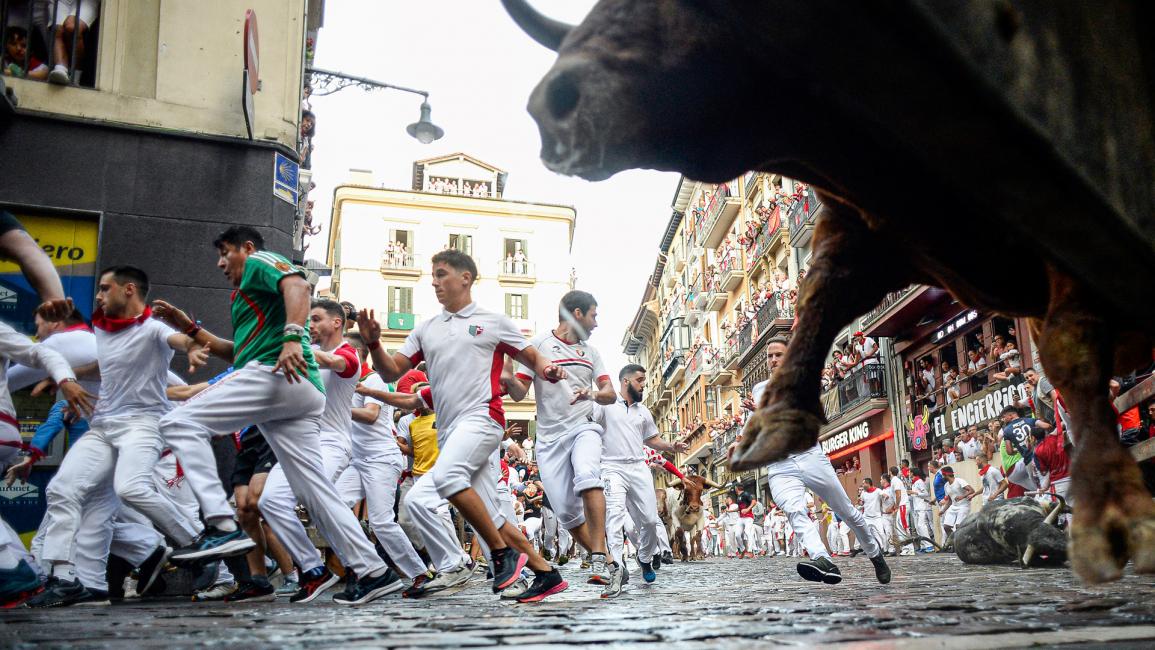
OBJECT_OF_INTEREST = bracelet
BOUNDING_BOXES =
[284,324,306,337]
[58,377,76,386]
[367,339,381,351]
[283,334,303,344]
[184,320,202,336]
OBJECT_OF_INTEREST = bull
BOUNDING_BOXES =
[503,0,1155,584]
[665,475,720,561]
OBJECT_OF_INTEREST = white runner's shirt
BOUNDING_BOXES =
[945,477,973,504]
[855,336,880,365]
[911,478,931,512]
[91,318,176,425]
[515,330,609,445]
[889,476,907,509]
[398,302,527,431]
[882,484,896,512]
[350,372,398,458]
[7,326,99,396]
[591,397,659,463]
[0,321,75,421]
[396,412,415,473]
[315,341,360,439]
[981,466,1005,502]
[861,488,884,518]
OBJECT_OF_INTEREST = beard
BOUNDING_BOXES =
[627,384,644,403]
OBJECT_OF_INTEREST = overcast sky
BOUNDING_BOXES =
[308,1,678,375]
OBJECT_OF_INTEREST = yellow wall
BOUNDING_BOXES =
[6,0,306,149]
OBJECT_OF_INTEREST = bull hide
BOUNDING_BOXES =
[955,498,1067,567]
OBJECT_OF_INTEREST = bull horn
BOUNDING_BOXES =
[500,0,574,51]
[669,478,683,489]
[703,477,722,489]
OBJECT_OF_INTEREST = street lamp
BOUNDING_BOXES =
[308,67,444,143]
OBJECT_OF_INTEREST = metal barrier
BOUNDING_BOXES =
[1,0,99,87]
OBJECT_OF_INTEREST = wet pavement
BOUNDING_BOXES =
[4,553,1155,649]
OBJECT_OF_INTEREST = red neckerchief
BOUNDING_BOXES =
[864,486,877,493]
[979,464,991,476]
[92,306,152,333]
[900,467,910,478]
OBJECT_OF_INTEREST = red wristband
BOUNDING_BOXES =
[368,339,381,352]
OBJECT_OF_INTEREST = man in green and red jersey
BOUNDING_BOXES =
[152,226,395,606]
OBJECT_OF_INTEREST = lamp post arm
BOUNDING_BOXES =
[307,67,430,99]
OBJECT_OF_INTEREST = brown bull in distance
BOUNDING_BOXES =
[503,0,1155,584]
[665,474,720,561]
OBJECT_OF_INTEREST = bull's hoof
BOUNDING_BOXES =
[729,407,822,471]
[1070,497,1155,584]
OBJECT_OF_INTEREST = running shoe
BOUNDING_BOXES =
[541,548,553,561]
[796,557,842,585]
[26,577,108,608]
[225,578,276,602]
[599,562,624,599]
[136,545,173,597]
[490,547,528,593]
[651,553,662,570]
[515,569,567,603]
[498,576,531,600]
[333,568,403,605]
[192,581,238,602]
[289,567,339,604]
[639,560,656,584]
[333,572,357,602]
[556,553,570,566]
[587,552,609,585]
[423,563,474,594]
[661,551,674,566]
[402,571,435,598]
[870,554,892,585]
[171,525,255,562]
[275,577,300,598]
[0,561,43,609]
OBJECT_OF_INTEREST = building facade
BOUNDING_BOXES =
[325,153,577,430]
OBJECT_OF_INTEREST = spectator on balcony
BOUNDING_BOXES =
[302,83,313,111]
[957,427,980,460]
[988,334,1007,367]
[2,26,48,80]
[37,0,99,85]
[299,110,316,169]
[941,361,961,405]
[991,339,1023,382]
[1023,367,1057,426]
[821,366,835,392]
[918,357,938,408]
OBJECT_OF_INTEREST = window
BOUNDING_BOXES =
[505,293,528,319]
[388,286,413,314]
[503,238,529,274]
[449,233,472,257]
[389,229,413,249]
[0,2,102,88]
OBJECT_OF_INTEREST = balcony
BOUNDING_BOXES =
[706,275,728,311]
[748,206,785,263]
[663,352,686,383]
[699,185,742,249]
[860,284,918,329]
[721,336,741,370]
[821,365,888,424]
[685,307,703,328]
[660,317,690,383]
[718,252,745,291]
[787,188,822,248]
[708,348,733,385]
[497,260,535,285]
[386,312,418,331]
[380,252,421,278]
[712,425,741,462]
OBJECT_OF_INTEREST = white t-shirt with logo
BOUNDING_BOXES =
[350,372,398,459]
[398,302,527,433]
[516,331,609,445]
[316,341,360,442]
[92,319,176,425]
[591,398,659,463]
[945,477,973,504]
[861,488,884,518]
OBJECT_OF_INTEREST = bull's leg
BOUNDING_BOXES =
[1036,266,1155,583]
[731,197,916,469]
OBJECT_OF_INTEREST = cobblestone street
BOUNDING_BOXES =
[5,554,1155,649]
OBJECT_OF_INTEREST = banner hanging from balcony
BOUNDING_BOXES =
[923,375,1029,439]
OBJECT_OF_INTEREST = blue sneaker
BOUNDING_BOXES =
[639,560,656,583]
[0,560,43,608]
[170,525,255,562]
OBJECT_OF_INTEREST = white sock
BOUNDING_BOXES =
[209,517,238,533]
[51,561,77,581]
[52,64,67,73]
[287,569,299,582]
[0,547,19,570]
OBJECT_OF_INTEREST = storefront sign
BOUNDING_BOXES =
[929,376,1028,437]
[932,309,979,342]
[821,420,871,455]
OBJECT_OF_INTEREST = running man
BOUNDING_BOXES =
[500,290,617,587]
[32,266,209,608]
[592,364,687,598]
[742,336,890,585]
[357,249,568,603]
[152,226,394,606]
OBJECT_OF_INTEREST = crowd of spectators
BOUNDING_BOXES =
[821,331,881,391]
[1,0,99,86]
[502,248,529,275]
[428,177,491,197]
[910,332,1026,410]
[383,240,412,268]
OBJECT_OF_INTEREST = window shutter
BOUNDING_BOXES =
[401,287,413,313]
[523,294,529,319]
[505,293,512,316]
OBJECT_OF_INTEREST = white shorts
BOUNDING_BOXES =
[943,502,971,527]
[535,423,603,530]
[42,0,99,26]
[430,414,506,527]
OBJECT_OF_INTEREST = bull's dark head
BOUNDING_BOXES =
[670,475,721,514]
[501,0,810,183]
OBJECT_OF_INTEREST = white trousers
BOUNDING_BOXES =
[603,460,659,565]
[159,362,385,577]
[535,424,603,530]
[913,508,934,550]
[335,464,365,508]
[766,445,881,561]
[41,416,199,569]
[522,516,543,551]
[654,522,672,554]
[395,475,424,550]
[826,521,844,554]
[404,471,471,573]
[353,452,425,579]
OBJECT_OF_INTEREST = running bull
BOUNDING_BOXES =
[503,0,1155,584]
[955,498,1067,567]
[664,474,719,561]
